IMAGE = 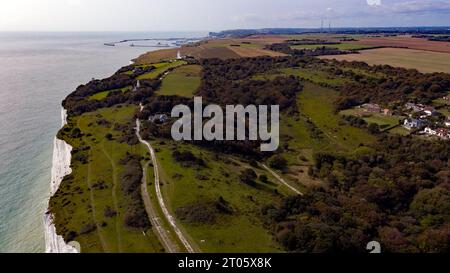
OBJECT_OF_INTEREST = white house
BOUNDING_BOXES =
[149,114,169,124]
[424,127,437,135]
[445,117,450,127]
[404,118,427,130]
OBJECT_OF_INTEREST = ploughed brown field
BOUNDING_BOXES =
[320,47,450,74]
[351,35,450,53]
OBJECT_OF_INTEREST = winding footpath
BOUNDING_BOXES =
[261,164,303,195]
[135,117,195,253]
[140,161,178,253]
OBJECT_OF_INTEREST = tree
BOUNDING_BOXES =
[260,174,269,183]
[269,155,288,170]
[368,123,380,134]
[240,169,257,186]
[410,186,450,218]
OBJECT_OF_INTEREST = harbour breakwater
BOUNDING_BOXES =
[43,108,78,253]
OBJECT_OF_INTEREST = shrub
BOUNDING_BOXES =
[269,155,288,170]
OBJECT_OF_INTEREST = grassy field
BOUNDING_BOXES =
[89,87,131,101]
[50,104,165,253]
[275,82,377,190]
[433,98,450,106]
[152,141,289,252]
[253,67,349,87]
[137,60,187,80]
[320,48,450,74]
[350,35,450,53]
[291,43,374,51]
[157,65,202,98]
[389,126,411,136]
[340,108,404,131]
[297,82,376,150]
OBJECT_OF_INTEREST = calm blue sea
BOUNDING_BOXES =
[0,31,206,252]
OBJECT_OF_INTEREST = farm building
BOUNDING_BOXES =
[383,109,393,116]
[361,103,381,113]
[405,103,425,112]
[436,128,450,139]
[424,127,449,139]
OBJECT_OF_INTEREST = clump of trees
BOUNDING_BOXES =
[198,57,302,111]
[120,153,150,229]
[176,197,233,224]
[62,69,161,116]
[239,168,258,186]
[341,115,380,135]
[266,43,350,57]
[331,60,450,110]
[172,150,206,168]
[268,155,288,170]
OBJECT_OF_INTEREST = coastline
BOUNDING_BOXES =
[43,108,78,253]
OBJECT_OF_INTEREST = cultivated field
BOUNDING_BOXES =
[350,35,450,53]
[320,48,450,74]
[291,43,374,51]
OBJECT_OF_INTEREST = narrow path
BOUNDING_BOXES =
[101,142,123,252]
[135,118,195,253]
[261,164,303,195]
[141,161,178,253]
[85,150,109,252]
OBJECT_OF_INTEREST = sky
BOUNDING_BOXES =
[0,0,449,32]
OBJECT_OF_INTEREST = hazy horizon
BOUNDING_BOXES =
[1,0,450,32]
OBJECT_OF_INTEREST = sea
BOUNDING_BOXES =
[0,31,206,253]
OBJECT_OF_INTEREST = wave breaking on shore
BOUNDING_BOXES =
[43,108,78,253]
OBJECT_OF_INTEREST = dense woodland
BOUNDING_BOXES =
[330,60,450,110]
[267,42,350,56]
[263,136,450,253]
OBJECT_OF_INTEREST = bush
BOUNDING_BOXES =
[260,174,269,183]
[268,155,288,170]
[240,169,257,186]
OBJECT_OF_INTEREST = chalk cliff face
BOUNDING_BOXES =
[44,108,78,253]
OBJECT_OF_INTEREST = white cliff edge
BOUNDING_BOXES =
[43,108,78,253]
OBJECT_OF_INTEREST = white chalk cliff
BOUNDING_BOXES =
[43,108,78,253]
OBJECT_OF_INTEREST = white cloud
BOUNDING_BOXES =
[387,0,450,14]
[367,0,382,6]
